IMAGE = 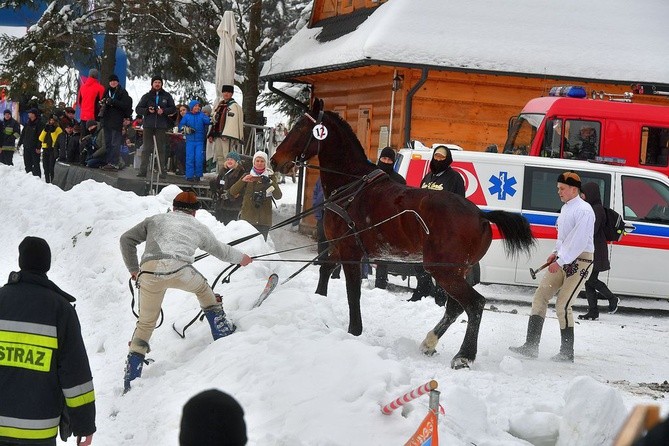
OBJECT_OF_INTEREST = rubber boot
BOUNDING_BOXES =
[551,327,574,362]
[509,315,544,358]
[123,352,145,393]
[203,305,236,340]
[578,289,599,320]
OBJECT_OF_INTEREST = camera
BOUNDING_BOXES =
[260,175,271,185]
[252,190,265,208]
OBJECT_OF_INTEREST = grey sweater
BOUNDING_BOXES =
[120,210,244,273]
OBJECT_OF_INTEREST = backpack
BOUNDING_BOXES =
[603,207,626,242]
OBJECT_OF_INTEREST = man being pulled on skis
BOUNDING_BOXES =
[119,191,253,392]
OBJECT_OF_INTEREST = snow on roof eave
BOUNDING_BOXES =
[260,58,665,88]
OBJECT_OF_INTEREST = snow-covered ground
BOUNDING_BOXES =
[1,156,668,445]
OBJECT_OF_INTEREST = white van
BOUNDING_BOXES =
[395,149,669,299]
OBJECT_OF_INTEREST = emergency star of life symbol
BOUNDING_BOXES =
[488,171,517,200]
[313,124,328,140]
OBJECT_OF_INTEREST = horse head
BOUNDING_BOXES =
[270,98,325,174]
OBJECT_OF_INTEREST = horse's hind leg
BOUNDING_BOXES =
[420,296,463,356]
[421,275,486,369]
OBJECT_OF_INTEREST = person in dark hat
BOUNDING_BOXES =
[18,107,44,176]
[410,145,466,304]
[99,71,133,171]
[374,147,407,289]
[135,75,176,178]
[510,171,594,362]
[1,108,21,165]
[119,191,253,392]
[208,84,244,174]
[59,105,79,131]
[82,119,107,168]
[0,236,96,445]
[179,389,247,446]
[211,150,247,224]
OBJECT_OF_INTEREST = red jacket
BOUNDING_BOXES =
[77,77,105,121]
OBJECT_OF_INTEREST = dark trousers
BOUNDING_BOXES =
[584,269,615,307]
[104,126,123,165]
[0,150,13,165]
[24,147,41,177]
[140,128,167,174]
[42,148,57,183]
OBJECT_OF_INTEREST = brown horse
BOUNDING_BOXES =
[271,99,535,369]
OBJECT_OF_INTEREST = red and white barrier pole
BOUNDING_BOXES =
[381,380,438,415]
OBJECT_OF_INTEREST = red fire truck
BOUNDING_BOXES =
[503,86,669,176]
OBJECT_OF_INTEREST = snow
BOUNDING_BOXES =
[1,157,668,445]
[261,0,669,84]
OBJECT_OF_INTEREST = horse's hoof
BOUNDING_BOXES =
[419,331,439,356]
[450,357,471,370]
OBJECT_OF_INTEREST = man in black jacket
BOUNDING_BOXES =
[100,74,133,170]
[410,145,466,304]
[55,122,81,163]
[0,237,96,445]
[18,108,43,176]
[135,75,176,178]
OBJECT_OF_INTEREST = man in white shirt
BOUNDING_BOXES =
[510,171,594,362]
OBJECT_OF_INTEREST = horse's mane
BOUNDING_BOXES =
[324,110,369,160]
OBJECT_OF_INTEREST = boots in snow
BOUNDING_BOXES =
[509,315,544,358]
[410,271,433,302]
[551,327,574,362]
[578,289,599,320]
[123,352,145,393]
[203,305,236,340]
[608,296,620,314]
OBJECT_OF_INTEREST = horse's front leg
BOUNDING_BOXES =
[315,262,337,296]
[342,262,363,335]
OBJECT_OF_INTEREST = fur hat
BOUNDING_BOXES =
[221,85,234,93]
[173,191,201,211]
[108,74,120,82]
[226,151,241,162]
[18,236,51,273]
[179,389,247,446]
[379,147,396,163]
[557,171,582,189]
[151,75,163,84]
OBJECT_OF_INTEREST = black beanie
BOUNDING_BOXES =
[151,75,163,84]
[108,74,120,82]
[18,236,51,273]
[221,84,234,93]
[379,147,396,163]
[179,389,247,446]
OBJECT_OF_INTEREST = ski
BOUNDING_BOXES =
[252,273,279,308]
[172,274,279,338]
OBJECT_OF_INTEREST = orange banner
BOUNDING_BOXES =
[404,409,439,446]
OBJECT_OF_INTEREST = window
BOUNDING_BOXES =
[640,126,669,167]
[504,113,543,155]
[621,176,669,224]
[564,120,601,160]
[522,167,610,213]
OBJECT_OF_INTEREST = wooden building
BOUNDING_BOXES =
[261,0,669,229]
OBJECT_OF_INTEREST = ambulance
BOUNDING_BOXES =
[395,148,669,299]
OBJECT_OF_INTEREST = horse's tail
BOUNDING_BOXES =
[482,210,536,258]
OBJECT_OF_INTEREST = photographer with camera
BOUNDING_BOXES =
[135,75,176,178]
[210,151,246,224]
[99,74,133,171]
[228,151,282,240]
[82,120,107,168]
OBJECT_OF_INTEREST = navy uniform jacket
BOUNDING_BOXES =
[0,271,96,443]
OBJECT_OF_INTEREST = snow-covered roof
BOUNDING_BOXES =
[261,0,669,85]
